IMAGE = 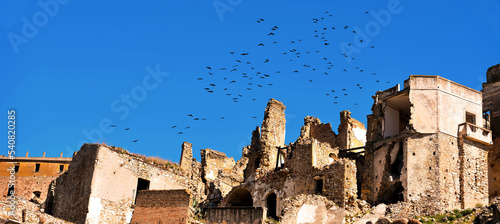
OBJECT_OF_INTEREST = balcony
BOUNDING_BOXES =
[458,122,493,145]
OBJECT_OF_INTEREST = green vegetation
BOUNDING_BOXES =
[417,208,475,223]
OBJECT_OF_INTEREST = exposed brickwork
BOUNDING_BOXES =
[130,190,190,224]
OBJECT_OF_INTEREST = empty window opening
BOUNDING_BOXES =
[137,178,150,191]
[254,156,261,170]
[466,112,477,131]
[380,181,404,204]
[267,193,277,220]
[134,178,150,204]
[7,185,14,197]
[383,94,411,138]
[315,179,323,195]
[390,142,404,179]
[34,164,40,173]
[33,191,41,198]
[14,165,19,173]
[227,188,253,206]
[59,165,64,173]
[484,111,491,129]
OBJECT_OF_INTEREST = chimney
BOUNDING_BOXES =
[25,151,29,157]
[43,152,46,157]
[60,152,63,158]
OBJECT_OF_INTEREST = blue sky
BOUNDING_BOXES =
[1,0,499,162]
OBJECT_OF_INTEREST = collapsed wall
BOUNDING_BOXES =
[363,75,490,215]
[221,100,364,220]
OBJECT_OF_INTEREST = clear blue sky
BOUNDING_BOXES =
[1,0,499,162]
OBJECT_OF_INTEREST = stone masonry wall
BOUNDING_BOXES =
[50,144,99,224]
[179,142,193,175]
[489,139,500,200]
[259,99,286,173]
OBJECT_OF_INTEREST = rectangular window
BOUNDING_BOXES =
[59,165,64,173]
[466,112,477,131]
[34,163,40,173]
[14,165,19,173]
[315,179,323,195]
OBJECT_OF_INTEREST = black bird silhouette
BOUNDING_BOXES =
[258,43,264,46]
[124,128,130,130]
[178,132,183,134]
[197,78,203,80]
[185,126,190,129]
[241,53,249,55]
[110,125,116,127]
[268,32,275,36]
[206,66,212,70]
[171,126,177,128]
[132,140,138,142]
[188,114,193,117]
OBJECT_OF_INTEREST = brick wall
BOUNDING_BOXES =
[130,190,190,224]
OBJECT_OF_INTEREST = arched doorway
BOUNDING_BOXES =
[226,188,253,206]
[266,193,277,219]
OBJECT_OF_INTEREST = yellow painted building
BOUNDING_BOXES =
[0,154,72,202]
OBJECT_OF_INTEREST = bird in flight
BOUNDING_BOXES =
[124,128,130,130]
[110,125,116,127]
[132,140,138,142]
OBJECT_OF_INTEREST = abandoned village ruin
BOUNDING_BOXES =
[1,64,500,223]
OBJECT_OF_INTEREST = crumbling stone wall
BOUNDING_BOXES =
[130,190,190,224]
[489,139,500,199]
[49,143,204,224]
[49,144,99,223]
[338,110,366,150]
[363,75,490,215]
[201,148,246,207]
[225,104,362,219]
[483,63,500,201]
[179,142,193,175]
[259,99,286,173]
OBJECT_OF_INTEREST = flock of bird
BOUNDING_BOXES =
[169,11,394,137]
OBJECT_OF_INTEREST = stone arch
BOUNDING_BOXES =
[226,188,253,207]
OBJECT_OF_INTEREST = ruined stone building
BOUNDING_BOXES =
[0,152,71,203]
[362,75,491,214]
[484,64,500,199]
[2,64,500,224]
[209,99,366,222]
[41,140,246,223]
